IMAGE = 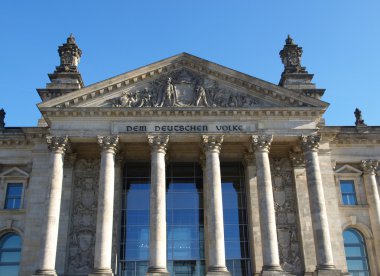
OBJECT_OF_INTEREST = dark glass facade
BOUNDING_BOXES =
[119,163,250,276]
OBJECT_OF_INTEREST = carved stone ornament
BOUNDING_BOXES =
[271,157,303,274]
[106,69,269,108]
[0,108,5,128]
[279,35,307,74]
[354,108,367,127]
[300,135,320,152]
[97,136,119,152]
[251,135,273,153]
[289,151,305,168]
[361,160,379,175]
[202,135,223,153]
[56,34,82,73]
[68,159,100,274]
[46,135,70,153]
[147,135,169,153]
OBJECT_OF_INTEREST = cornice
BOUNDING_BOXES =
[38,53,329,110]
[39,107,325,123]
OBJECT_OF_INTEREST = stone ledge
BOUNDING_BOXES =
[313,269,343,276]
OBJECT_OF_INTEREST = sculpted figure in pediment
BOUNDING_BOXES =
[106,69,269,108]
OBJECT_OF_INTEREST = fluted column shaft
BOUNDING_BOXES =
[300,135,335,270]
[361,160,380,265]
[34,136,69,276]
[202,135,230,275]
[251,135,282,272]
[91,136,119,276]
[147,135,169,275]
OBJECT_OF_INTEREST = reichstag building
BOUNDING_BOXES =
[0,35,379,276]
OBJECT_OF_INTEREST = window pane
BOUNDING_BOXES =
[343,229,370,275]
[340,180,357,205]
[0,233,21,276]
[4,184,22,209]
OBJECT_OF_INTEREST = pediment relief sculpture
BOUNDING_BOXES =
[105,69,273,108]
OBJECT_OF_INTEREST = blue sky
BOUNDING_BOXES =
[0,1,379,127]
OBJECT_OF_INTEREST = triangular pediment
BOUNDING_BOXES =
[0,167,29,178]
[38,53,328,110]
[335,164,362,175]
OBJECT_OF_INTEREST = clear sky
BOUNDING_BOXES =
[0,0,379,127]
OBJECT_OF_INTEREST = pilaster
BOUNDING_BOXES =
[289,151,316,274]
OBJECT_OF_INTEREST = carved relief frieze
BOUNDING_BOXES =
[67,158,100,274]
[105,69,271,108]
[271,157,303,275]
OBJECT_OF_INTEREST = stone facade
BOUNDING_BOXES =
[0,35,379,276]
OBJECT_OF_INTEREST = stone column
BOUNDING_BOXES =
[361,160,380,266]
[289,151,317,275]
[90,136,119,276]
[202,135,230,275]
[34,136,70,276]
[300,135,336,272]
[147,135,169,276]
[243,154,263,275]
[251,135,282,274]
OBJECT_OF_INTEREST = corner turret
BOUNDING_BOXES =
[37,34,84,102]
[279,35,325,99]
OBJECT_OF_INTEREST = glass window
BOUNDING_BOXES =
[4,183,23,209]
[221,163,252,276]
[340,180,357,205]
[0,233,22,276]
[343,229,370,276]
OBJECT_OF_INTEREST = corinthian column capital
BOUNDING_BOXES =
[97,135,119,153]
[361,160,379,175]
[251,135,273,153]
[300,134,320,152]
[148,135,169,153]
[289,151,305,168]
[202,135,223,153]
[46,135,70,154]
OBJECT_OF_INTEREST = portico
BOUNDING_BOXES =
[27,35,351,276]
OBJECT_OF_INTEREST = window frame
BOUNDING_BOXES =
[0,167,29,210]
[334,165,364,206]
[343,228,370,275]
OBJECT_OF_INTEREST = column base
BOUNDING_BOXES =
[88,267,114,276]
[32,269,57,276]
[261,265,292,276]
[146,266,169,276]
[206,266,231,275]
[314,268,342,276]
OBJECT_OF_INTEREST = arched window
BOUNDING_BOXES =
[0,233,22,276]
[343,229,370,276]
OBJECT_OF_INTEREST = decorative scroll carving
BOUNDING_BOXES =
[106,69,268,108]
[251,135,273,153]
[361,160,378,175]
[202,135,223,153]
[67,159,100,274]
[289,151,305,168]
[148,135,169,153]
[271,157,303,275]
[46,135,70,153]
[300,135,320,152]
[97,136,119,152]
